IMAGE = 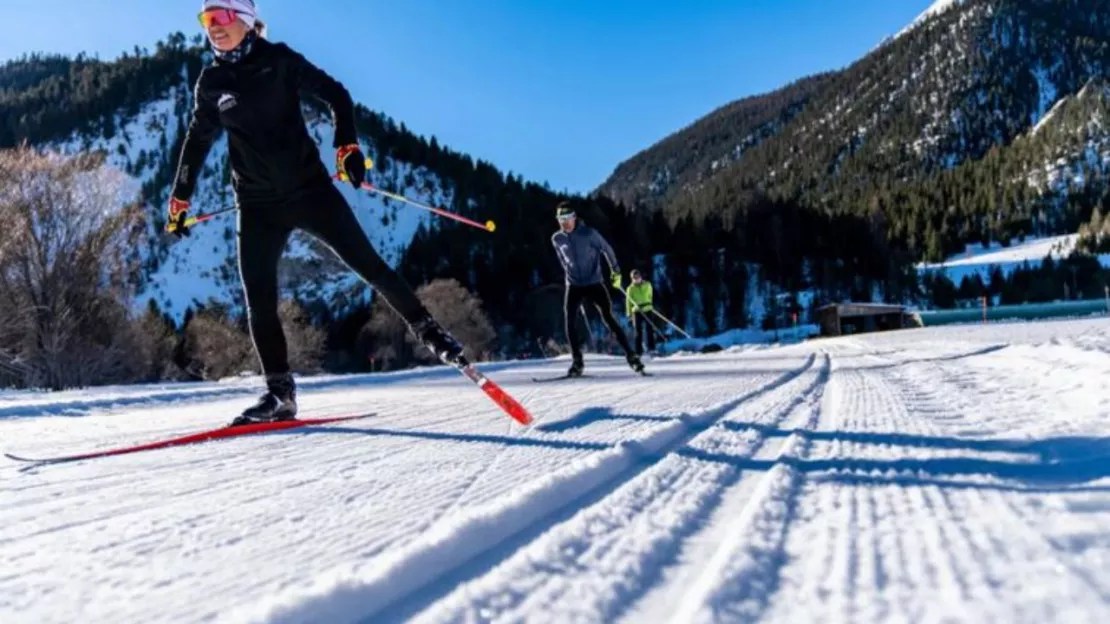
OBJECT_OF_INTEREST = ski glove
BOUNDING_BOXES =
[167,197,191,238]
[611,270,623,291]
[336,144,366,189]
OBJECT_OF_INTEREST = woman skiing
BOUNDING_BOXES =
[169,0,465,425]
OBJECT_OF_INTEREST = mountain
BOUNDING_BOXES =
[597,72,835,211]
[0,34,584,336]
[0,33,607,374]
[597,0,1110,261]
[5,4,1109,378]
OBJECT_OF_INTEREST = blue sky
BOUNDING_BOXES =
[2,1,931,193]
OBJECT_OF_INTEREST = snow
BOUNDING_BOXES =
[1031,64,1060,129]
[916,233,1110,283]
[47,78,440,322]
[1033,95,1069,135]
[4,317,1110,622]
[1022,80,1110,195]
[659,325,819,356]
[892,0,967,42]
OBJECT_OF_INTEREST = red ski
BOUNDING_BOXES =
[4,413,375,465]
[458,363,533,426]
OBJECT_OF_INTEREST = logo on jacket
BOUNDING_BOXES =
[217,93,238,112]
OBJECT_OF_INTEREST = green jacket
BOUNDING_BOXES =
[626,281,654,315]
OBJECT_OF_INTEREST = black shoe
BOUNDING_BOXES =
[627,353,645,374]
[230,373,298,426]
[412,316,467,367]
[567,358,584,377]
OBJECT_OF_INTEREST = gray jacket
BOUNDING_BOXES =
[551,221,619,286]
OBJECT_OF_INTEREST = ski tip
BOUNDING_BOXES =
[5,453,51,464]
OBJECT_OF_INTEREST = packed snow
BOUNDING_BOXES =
[3,317,1110,623]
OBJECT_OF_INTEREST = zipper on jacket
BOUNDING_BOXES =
[571,227,583,284]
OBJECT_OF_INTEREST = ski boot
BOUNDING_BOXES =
[567,357,584,378]
[230,373,298,427]
[412,316,467,368]
[626,353,646,375]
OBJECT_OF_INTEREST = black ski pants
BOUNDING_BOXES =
[564,283,634,363]
[631,311,662,355]
[237,182,428,375]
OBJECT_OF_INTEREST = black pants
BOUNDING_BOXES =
[238,182,428,375]
[631,311,662,355]
[564,283,634,362]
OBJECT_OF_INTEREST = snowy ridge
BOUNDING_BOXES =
[893,0,968,41]
[916,233,1110,283]
[1033,95,1070,135]
[4,319,1110,622]
[1022,80,1110,197]
[46,69,448,321]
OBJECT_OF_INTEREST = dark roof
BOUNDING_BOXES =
[816,302,906,317]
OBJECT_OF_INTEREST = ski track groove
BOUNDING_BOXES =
[4,356,813,624]
[432,378,699,517]
[761,358,981,622]
[7,321,1110,623]
[884,351,1110,606]
[658,354,830,624]
[428,364,791,518]
[229,355,819,624]
[761,336,1110,623]
[407,354,831,624]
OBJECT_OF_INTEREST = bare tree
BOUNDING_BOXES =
[361,278,497,370]
[0,147,146,389]
[362,296,414,371]
[126,301,188,382]
[414,278,497,363]
[179,303,257,381]
[279,299,326,374]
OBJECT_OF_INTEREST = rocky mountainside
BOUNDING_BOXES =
[598,0,1110,260]
[0,34,541,322]
[6,8,1108,362]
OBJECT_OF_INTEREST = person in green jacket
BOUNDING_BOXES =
[626,269,663,355]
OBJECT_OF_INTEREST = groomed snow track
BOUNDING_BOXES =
[3,318,1110,623]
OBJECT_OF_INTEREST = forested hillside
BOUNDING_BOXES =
[4,0,1110,384]
[600,0,1110,261]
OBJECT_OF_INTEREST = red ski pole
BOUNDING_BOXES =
[357,180,497,233]
[334,158,496,233]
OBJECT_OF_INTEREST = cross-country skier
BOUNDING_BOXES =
[625,269,663,356]
[168,0,466,426]
[551,201,644,377]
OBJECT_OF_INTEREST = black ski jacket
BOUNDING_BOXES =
[171,37,357,204]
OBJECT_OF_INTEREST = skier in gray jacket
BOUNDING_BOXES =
[551,201,644,377]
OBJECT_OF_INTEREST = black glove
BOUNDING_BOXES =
[336,144,366,189]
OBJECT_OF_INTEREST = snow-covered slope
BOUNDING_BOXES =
[4,317,1110,622]
[893,0,967,41]
[917,233,1110,283]
[48,68,450,320]
[1022,79,1110,196]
